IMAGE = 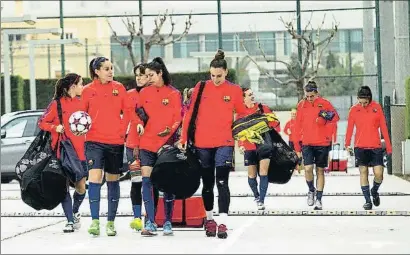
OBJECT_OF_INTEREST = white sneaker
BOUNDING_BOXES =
[307,191,315,206]
[314,200,323,210]
[63,222,74,233]
[73,212,81,230]
[257,201,265,210]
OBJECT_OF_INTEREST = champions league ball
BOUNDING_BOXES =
[68,111,92,135]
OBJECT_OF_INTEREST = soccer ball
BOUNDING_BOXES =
[69,111,92,135]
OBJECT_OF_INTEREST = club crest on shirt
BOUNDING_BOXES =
[162,98,169,105]
[373,108,378,113]
[112,89,119,96]
[223,96,231,102]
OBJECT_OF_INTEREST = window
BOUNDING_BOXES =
[205,34,218,52]
[65,33,73,39]
[8,34,24,42]
[284,32,292,56]
[349,29,363,53]
[173,34,199,58]
[2,116,39,138]
[236,32,275,56]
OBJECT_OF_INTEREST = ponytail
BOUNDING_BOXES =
[53,73,81,100]
[146,57,172,85]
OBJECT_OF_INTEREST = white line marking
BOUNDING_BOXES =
[213,216,258,254]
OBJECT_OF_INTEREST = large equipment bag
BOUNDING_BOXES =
[15,130,68,210]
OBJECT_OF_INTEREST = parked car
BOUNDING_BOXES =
[1,110,129,184]
[1,110,44,183]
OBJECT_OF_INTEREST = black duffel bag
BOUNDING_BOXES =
[15,130,68,210]
[256,129,298,184]
[151,145,201,200]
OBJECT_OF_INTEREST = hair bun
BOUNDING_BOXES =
[153,57,165,66]
[214,49,225,60]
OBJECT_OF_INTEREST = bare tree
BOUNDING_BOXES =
[238,13,338,100]
[107,10,192,66]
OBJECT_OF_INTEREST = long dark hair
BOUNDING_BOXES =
[146,57,171,85]
[89,56,109,79]
[210,49,227,70]
[357,86,372,102]
[133,63,147,76]
[53,73,81,100]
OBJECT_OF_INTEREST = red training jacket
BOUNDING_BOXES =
[345,101,392,153]
[81,79,130,145]
[180,80,248,148]
[125,89,141,149]
[294,96,340,152]
[38,97,86,160]
[135,85,182,153]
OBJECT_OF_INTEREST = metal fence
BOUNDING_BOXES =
[2,1,386,111]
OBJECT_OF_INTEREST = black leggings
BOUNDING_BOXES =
[201,166,231,214]
[130,182,159,215]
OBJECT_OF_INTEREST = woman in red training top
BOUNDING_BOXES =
[179,49,247,239]
[293,81,340,210]
[82,57,130,237]
[135,57,182,237]
[38,73,87,233]
[345,86,392,210]
[237,88,280,211]
[126,63,150,232]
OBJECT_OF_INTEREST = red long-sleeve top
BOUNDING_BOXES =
[125,89,141,149]
[180,80,248,148]
[294,97,340,152]
[135,85,182,153]
[345,101,392,153]
[38,97,86,160]
[284,119,296,142]
[81,79,130,145]
[237,103,280,151]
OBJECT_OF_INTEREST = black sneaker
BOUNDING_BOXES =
[371,189,380,207]
[363,202,373,210]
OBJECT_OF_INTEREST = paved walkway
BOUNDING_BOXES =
[1,165,410,254]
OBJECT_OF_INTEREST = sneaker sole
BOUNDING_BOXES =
[88,230,100,236]
[106,233,117,236]
[163,232,174,236]
[63,229,74,233]
[141,231,157,237]
[217,232,228,239]
[314,207,322,210]
[206,231,216,237]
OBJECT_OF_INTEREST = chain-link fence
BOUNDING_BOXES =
[2,1,382,118]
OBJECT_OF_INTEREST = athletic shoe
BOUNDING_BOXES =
[363,202,373,210]
[371,189,381,207]
[106,221,117,236]
[307,191,315,206]
[163,221,174,236]
[205,219,217,237]
[141,220,158,237]
[73,212,81,230]
[313,200,322,210]
[257,201,265,210]
[130,217,143,231]
[217,224,228,239]
[63,222,74,233]
[88,219,100,236]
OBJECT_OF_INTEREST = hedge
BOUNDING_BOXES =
[2,69,236,111]
[1,75,26,115]
[405,77,410,139]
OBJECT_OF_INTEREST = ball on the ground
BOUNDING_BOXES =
[68,111,91,135]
